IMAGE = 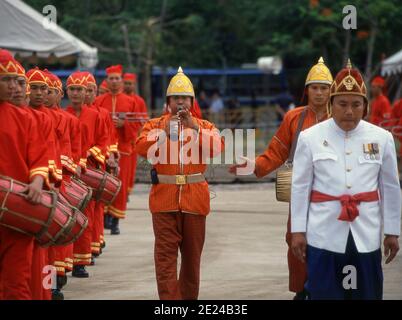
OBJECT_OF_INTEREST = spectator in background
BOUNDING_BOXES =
[209,90,224,124]
[226,96,240,128]
[198,90,210,111]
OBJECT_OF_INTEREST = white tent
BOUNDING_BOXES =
[382,48,402,76]
[0,0,98,68]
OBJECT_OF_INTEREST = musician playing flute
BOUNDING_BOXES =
[136,67,224,300]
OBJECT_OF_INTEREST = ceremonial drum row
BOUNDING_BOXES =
[79,168,122,205]
[0,169,121,247]
[0,175,88,247]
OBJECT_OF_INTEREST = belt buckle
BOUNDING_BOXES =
[175,175,187,185]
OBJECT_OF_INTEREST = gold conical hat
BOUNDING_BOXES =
[305,57,333,86]
[166,67,195,97]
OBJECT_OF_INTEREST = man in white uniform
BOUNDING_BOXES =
[290,60,401,300]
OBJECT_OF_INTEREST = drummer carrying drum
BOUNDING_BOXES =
[0,49,50,300]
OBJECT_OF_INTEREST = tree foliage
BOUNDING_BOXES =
[24,0,402,98]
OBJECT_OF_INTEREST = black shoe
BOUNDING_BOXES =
[293,289,308,300]
[52,289,64,300]
[72,265,89,278]
[101,241,106,249]
[57,275,67,289]
[110,217,120,235]
[104,214,112,230]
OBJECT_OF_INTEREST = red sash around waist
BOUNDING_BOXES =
[310,190,379,222]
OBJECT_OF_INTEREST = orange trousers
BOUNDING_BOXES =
[108,153,131,219]
[152,212,206,300]
[286,211,307,293]
[73,200,95,265]
[0,226,34,300]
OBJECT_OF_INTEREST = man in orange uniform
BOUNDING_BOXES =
[66,71,108,278]
[368,76,392,127]
[43,70,78,299]
[26,67,64,300]
[52,74,82,278]
[123,72,149,195]
[95,65,141,234]
[0,50,50,300]
[230,57,333,300]
[136,67,224,300]
[83,71,115,261]
[11,63,62,300]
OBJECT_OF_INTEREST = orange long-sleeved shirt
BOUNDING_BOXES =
[0,101,50,184]
[136,114,224,215]
[255,106,328,178]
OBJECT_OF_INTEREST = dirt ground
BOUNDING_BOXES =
[64,183,402,300]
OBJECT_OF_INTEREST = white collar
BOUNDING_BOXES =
[329,118,364,138]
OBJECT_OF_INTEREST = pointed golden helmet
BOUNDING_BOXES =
[305,57,333,86]
[166,67,195,97]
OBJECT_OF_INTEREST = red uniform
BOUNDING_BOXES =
[369,94,392,127]
[56,108,82,272]
[126,93,149,194]
[94,92,141,219]
[391,99,402,156]
[0,101,50,300]
[66,105,108,265]
[23,106,56,300]
[87,101,111,254]
[26,67,62,300]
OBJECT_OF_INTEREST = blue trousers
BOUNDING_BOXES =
[306,232,383,300]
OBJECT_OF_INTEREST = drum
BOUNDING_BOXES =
[61,178,92,212]
[0,175,74,246]
[275,166,292,203]
[56,193,88,245]
[80,168,122,205]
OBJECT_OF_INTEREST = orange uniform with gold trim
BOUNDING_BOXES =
[135,114,224,215]
[255,106,328,294]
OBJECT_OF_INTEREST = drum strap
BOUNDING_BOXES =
[287,107,308,166]
[0,179,13,220]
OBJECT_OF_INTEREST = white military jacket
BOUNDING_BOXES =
[291,118,401,253]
